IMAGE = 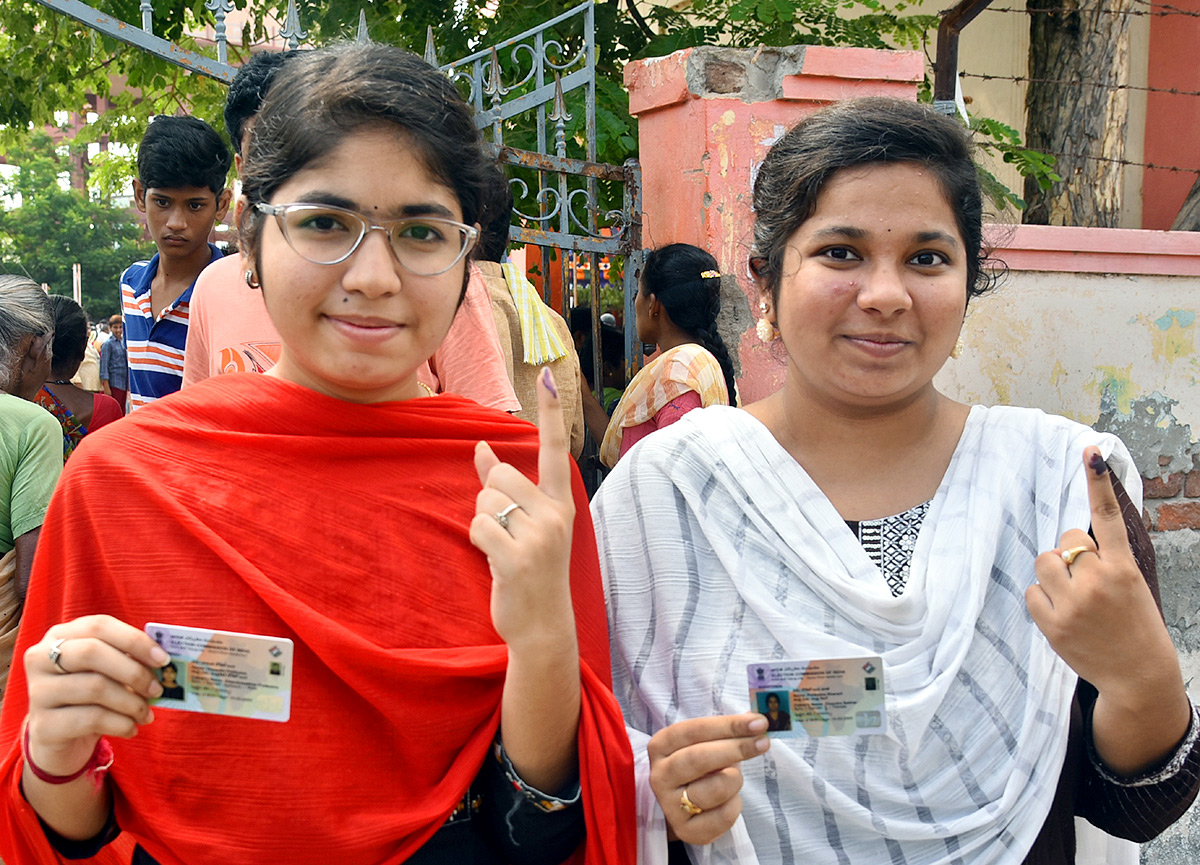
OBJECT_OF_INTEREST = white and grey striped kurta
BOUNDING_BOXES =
[593,405,1138,865]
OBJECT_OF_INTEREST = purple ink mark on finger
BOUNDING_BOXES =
[1088,452,1108,476]
[542,368,558,399]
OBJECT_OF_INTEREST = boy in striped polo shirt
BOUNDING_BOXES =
[122,116,232,409]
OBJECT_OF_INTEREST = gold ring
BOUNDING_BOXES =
[48,638,69,674]
[1060,545,1091,566]
[680,786,703,816]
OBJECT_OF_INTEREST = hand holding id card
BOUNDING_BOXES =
[748,657,886,738]
[145,623,294,723]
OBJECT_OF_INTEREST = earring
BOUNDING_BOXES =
[756,301,778,343]
[245,269,261,290]
[951,335,964,359]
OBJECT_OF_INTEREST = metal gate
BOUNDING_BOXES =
[31,0,644,385]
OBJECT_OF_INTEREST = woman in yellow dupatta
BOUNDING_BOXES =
[598,244,737,467]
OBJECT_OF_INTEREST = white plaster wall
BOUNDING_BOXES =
[935,269,1200,432]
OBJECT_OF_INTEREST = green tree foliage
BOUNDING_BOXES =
[0,133,155,319]
[0,0,1050,209]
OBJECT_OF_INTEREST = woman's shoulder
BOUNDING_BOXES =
[602,405,759,487]
[0,393,59,438]
[658,343,722,377]
[971,404,1110,447]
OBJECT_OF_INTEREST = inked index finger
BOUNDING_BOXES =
[1082,446,1130,559]
[535,367,571,502]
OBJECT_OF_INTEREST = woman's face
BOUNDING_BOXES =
[162,666,178,686]
[766,694,781,711]
[256,128,467,403]
[767,161,968,414]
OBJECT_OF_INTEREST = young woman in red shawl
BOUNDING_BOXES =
[0,43,634,865]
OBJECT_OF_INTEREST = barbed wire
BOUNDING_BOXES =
[982,4,1200,16]
[1024,149,1200,175]
[960,70,1200,98]
[981,3,1200,16]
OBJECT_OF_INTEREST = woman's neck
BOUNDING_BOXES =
[747,383,970,521]
[655,321,697,354]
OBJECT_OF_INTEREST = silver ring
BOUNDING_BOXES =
[48,638,69,674]
[494,502,522,530]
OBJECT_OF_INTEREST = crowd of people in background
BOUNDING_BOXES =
[0,39,1197,865]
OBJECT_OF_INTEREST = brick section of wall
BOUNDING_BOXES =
[1145,470,1200,532]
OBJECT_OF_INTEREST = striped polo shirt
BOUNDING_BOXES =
[121,244,223,410]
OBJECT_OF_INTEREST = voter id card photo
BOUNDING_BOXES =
[748,657,886,738]
[145,623,293,723]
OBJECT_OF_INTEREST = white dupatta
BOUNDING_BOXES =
[593,404,1139,865]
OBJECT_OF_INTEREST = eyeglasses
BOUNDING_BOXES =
[255,202,479,276]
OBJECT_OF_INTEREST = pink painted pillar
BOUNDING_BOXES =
[624,45,924,402]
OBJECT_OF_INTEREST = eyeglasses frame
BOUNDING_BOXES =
[255,201,480,276]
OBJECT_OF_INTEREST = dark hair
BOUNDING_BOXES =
[750,97,997,305]
[137,115,232,195]
[569,306,593,339]
[239,43,491,298]
[225,50,299,156]
[46,295,89,376]
[163,661,178,674]
[476,165,514,263]
[579,324,624,391]
[642,243,738,406]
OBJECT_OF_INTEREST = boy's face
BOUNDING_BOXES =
[133,181,232,260]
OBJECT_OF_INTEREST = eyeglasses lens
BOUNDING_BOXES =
[279,206,470,275]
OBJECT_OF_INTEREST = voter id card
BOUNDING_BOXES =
[145,623,293,723]
[748,657,886,737]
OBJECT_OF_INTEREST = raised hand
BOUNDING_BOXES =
[648,713,770,845]
[470,368,581,794]
[470,367,577,651]
[1027,446,1190,775]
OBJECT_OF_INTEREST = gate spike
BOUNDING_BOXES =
[424,26,439,67]
[205,0,235,65]
[356,9,369,43]
[280,0,308,50]
[485,46,508,101]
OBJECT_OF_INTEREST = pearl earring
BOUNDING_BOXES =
[756,301,778,343]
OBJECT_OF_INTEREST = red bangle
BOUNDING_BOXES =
[22,721,113,790]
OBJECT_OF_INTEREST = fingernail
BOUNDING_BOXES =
[541,367,558,398]
[748,716,768,733]
[150,646,170,666]
[148,681,163,698]
[1088,452,1107,476]
[755,736,770,752]
[145,709,155,724]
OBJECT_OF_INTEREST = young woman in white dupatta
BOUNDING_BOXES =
[593,97,1200,865]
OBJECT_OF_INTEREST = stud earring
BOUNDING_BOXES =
[245,270,260,290]
[756,301,778,343]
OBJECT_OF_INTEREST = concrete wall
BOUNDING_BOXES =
[626,45,1200,863]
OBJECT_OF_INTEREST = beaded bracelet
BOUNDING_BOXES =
[22,720,114,790]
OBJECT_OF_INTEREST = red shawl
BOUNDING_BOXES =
[0,374,634,865]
